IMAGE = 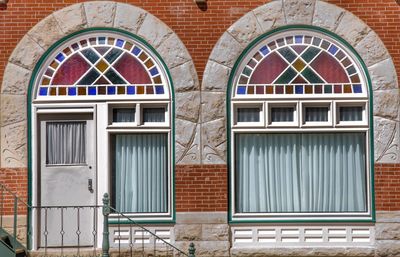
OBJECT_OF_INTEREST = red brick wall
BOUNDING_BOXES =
[375,163,400,211]
[0,168,28,215]
[175,165,228,212]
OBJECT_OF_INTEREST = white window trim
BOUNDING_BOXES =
[232,101,265,127]
[300,100,333,127]
[334,100,368,127]
[267,101,299,127]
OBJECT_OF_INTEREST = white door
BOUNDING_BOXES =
[39,113,96,247]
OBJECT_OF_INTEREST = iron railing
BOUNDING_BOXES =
[0,183,195,257]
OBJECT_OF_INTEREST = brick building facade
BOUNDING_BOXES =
[0,0,400,256]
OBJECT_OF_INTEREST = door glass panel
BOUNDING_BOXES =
[305,107,328,122]
[237,108,260,122]
[143,108,165,122]
[113,108,135,122]
[46,121,86,165]
[271,107,294,122]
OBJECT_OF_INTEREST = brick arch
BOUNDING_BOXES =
[0,1,200,167]
[201,0,399,164]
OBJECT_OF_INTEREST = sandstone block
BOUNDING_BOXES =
[84,1,116,28]
[201,92,226,123]
[376,211,400,223]
[1,121,27,168]
[0,94,27,126]
[356,31,390,67]
[376,240,400,257]
[174,224,202,241]
[374,117,400,163]
[175,91,200,123]
[157,34,191,69]
[53,3,87,34]
[209,32,244,68]
[376,223,400,240]
[27,15,64,49]
[202,61,231,92]
[176,212,228,224]
[9,35,44,70]
[1,63,31,95]
[335,12,370,46]
[369,58,398,91]
[202,224,229,241]
[373,89,399,120]
[170,61,199,92]
[138,14,173,48]
[114,3,146,34]
[175,121,200,164]
[228,12,263,46]
[202,118,226,164]
[283,0,315,25]
[253,1,285,32]
[313,0,345,31]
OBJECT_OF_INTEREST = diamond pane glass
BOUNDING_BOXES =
[36,34,168,98]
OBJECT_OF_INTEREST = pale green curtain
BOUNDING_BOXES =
[46,122,86,165]
[115,134,167,213]
[235,133,367,213]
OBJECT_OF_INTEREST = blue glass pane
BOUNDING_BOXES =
[353,84,362,93]
[56,53,65,62]
[39,87,48,96]
[260,46,269,56]
[127,86,135,95]
[108,86,116,95]
[88,87,97,95]
[155,86,164,94]
[98,37,106,45]
[295,35,303,44]
[328,45,338,55]
[150,67,159,76]
[116,39,124,47]
[68,87,77,96]
[295,85,303,94]
[237,86,246,95]
[132,46,141,56]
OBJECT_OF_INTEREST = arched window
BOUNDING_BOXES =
[229,29,372,222]
[31,30,173,228]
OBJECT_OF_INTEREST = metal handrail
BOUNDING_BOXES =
[108,206,189,256]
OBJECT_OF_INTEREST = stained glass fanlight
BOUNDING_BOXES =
[233,31,368,98]
[36,34,169,99]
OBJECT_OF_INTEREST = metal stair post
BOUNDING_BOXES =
[188,242,196,257]
[102,193,110,257]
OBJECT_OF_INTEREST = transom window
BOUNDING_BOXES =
[230,29,372,222]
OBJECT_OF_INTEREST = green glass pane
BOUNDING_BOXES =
[278,47,297,63]
[243,67,252,76]
[81,49,100,64]
[301,47,321,63]
[274,67,297,84]
[105,68,126,84]
[78,68,100,85]
[104,48,123,64]
[301,67,324,83]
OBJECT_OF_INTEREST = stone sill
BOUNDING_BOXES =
[230,246,375,257]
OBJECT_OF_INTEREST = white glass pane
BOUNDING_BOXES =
[46,122,86,165]
[113,108,135,122]
[237,108,260,122]
[271,107,294,122]
[114,134,168,213]
[143,108,165,122]
[305,107,328,122]
[235,133,367,213]
[340,106,363,121]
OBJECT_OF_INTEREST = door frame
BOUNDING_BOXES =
[30,103,100,250]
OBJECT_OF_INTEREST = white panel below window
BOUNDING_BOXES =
[231,225,374,246]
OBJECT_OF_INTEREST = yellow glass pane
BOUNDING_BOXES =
[96,60,109,72]
[293,59,306,72]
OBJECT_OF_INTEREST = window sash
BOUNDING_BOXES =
[234,133,367,214]
[112,133,168,213]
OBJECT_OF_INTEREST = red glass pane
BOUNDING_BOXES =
[310,52,349,83]
[113,53,152,84]
[249,52,288,84]
[292,75,307,84]
[291,45,307,55]
[52,54,90,85]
